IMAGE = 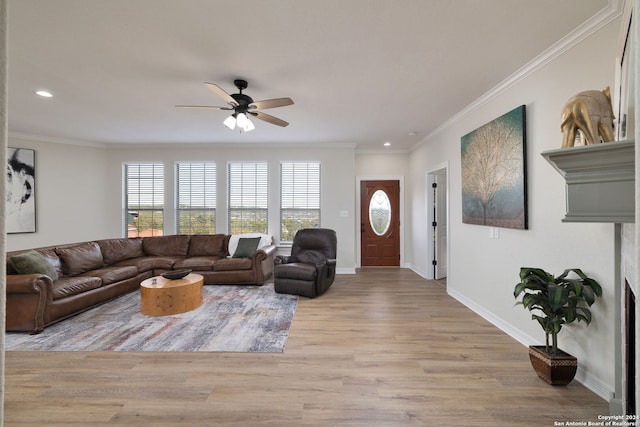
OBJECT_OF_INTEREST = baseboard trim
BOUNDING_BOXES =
[336,268,356,275]
[447,288,536,346]
[448,287,613,402]
[407,264,427,279]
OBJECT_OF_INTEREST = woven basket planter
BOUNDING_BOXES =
[528,345,577,386]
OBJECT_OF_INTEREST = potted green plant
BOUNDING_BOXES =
[513,267,602,385]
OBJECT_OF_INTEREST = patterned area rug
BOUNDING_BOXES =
[5,283,298,352]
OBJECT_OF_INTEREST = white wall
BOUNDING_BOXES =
[7,140,358,270]
[409,18,621,399]
[7,136,112,251]
[355,151,409,176]
[104,144,357,271]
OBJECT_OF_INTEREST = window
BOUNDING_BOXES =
[280,162,320,243]
[369,189,391,236]
[124,163,164,237]
[176,162,216,234]
[227,162,268,234]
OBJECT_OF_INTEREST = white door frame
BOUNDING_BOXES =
[355,175,405,268]
[426,162,449,280]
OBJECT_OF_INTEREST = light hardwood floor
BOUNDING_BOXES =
[5,268,608,426]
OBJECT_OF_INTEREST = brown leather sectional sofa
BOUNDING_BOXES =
[5,234,276,333]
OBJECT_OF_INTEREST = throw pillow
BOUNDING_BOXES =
[232,237,261,258]
[10,250,59,280]
[228,233,272,257]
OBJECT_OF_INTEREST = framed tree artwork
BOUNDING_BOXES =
[7,147,36,233]
[461,105,528,230]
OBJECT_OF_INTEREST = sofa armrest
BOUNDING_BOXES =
[253,244,277,283]
[6,274,54,333]
[7,273,54,294]
[254,244,277,262]
[314,259,337,296]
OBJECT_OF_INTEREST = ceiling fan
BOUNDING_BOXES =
[176,79,294,131]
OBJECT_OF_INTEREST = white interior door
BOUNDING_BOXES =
[429,169,448,279]
[435,173,447,279]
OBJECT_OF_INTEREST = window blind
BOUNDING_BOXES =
[280,162,320,243]
[124,163,164,237]
[227,162,268,234]
[176,162,216,234]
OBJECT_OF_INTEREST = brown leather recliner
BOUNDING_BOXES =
[274,228,337,298]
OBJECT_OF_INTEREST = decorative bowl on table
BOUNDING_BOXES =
[161,270,192,280]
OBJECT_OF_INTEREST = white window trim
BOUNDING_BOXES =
[123,162,165,238]
[175,161,217,235]
[279,161,321,244]
[226,161,269,235]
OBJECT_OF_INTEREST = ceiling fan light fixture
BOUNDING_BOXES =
[223,114,237,130]
[236,112,249,128]
[182,80,293,132]
[234,112,254,132]
[243,118,255,132]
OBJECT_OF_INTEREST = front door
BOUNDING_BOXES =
[360,180,400,266]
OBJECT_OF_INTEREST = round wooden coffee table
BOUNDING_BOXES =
[140,273,204,316]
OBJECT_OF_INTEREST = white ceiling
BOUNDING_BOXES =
[7,0,615,151]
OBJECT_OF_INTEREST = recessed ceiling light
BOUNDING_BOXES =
[35,90,53,98]
[384,142,391,147]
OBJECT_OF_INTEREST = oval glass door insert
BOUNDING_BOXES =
[369,189,391,236]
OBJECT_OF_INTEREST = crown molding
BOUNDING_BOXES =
[411,0,624,152]
[354,148,410,155]
[9,131,109,148]
[8,131,358,151]
[105,141,358,150]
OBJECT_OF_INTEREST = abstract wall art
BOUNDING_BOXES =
[461,105,527,230]
[7,147,36,233]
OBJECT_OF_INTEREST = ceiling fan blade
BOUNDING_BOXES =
[252,111,290,127]
[175,105,232,110]
[249,97,294,110]
[204,82,238,107]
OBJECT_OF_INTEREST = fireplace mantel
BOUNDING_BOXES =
[541,140,635,223]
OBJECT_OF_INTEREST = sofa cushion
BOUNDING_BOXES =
[232,237,261,258]
[214,257,252,271]
[143,235,190,257]
[52,276,102,300]
[56,242,105,277]
[79,266,138,286]
[114,256,179,273]
[173,257,217,271]
[10,250,59,280]
[98,238,144,265]
[187,234,228,257]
